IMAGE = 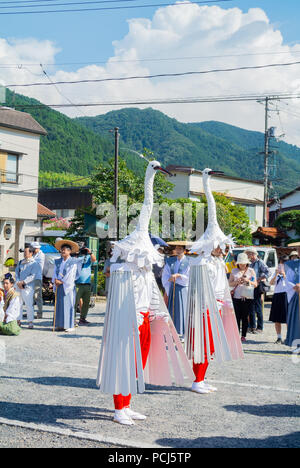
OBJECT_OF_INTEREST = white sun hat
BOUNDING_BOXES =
[236,253,250,265]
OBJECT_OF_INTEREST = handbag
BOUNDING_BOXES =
[239,284,254,300]
[257,281,270,294]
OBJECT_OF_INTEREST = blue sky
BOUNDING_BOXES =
[1,0,300,148]
[1,0,299,71]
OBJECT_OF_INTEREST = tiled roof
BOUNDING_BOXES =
[0,107,47,136]
[166,165,263,185]
[37,202,55,218]
[254,227,288,239]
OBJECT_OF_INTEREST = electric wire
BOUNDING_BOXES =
[0,0,245,15]
[6,60,300,88]
[2,50,300,69]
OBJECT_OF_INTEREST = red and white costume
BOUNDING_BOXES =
[96,161,193,424]
[186,169,243,393]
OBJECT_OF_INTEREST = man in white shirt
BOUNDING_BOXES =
[31,242,45,319]
[15,247,40,329]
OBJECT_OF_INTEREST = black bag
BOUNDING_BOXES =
[258,281,270,294]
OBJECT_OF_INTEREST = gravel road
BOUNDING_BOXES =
[0,300,299,448]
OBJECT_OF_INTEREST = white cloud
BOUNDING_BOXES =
[1,3,300,147]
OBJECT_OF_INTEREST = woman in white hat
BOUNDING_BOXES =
[229,253,257,342]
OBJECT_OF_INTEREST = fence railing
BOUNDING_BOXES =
[0,170,22,184]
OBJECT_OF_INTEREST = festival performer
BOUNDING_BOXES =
[31,241,45,319]
[0,276,21,336]
[186,168,244,394]
[162,242,190,336]
[284,253,300,348]
[16,246,40,329]
[52,240,81,332]
[96,159,193,426]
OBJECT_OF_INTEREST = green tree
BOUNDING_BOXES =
[89,156,173,206]
[159,193,252,244]
[274,210,300,236]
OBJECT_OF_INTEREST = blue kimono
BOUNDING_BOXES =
[53,257,79,330]
[285,260,300,347]
[162,256,190,335]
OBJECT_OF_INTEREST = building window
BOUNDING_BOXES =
[55,209,70,218]
[235,203,256,223]
[0,152,18,183]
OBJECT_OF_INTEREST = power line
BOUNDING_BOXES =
[0,0,159,9]
[2,50,300,69]
[39,64,88,117]
[0,0,64,3]
[10,93,300,109]
[6,60,300,88]
[0,0,241,15]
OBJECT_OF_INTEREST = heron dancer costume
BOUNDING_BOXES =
[284,259,300,347]
[96,160,193,426]
[186,168,244,394]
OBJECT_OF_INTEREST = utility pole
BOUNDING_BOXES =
[263,97,269,228]
[114,127,119,239]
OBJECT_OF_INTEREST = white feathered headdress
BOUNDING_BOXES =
[189,168,235,257]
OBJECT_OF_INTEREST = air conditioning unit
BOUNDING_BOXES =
[4,224,12,240]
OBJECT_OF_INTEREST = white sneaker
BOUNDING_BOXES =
[203,381,218,392]
[191,381,211,394]
[113,409,135,426]
[64,328,75,333]
[124,407,147,420]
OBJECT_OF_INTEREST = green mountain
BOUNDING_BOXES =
[4,90,300,196]
[76,107,300,195]
[5,89,115,177]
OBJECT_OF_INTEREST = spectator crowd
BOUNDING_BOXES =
[1,239,300,352]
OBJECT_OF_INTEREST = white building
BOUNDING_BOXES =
[0,106,47,275]
[166,165,264,228]
[269,185,300,239]
[269,186,300,223]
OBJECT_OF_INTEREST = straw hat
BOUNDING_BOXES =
[54,239,79,254]
[236,253,250,265]
[167,241,192,248]
[244,246,258,254]
[288,242,300,248]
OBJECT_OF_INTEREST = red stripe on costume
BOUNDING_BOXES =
[113,311,151,410]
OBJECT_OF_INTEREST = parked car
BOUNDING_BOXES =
[39,242,61,279]
[225,246,278,297]
[39,243,61,304]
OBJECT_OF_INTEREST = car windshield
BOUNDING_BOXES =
[225,249,266,263]
[40,244,58,254]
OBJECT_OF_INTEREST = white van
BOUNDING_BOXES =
[225,246,278,298]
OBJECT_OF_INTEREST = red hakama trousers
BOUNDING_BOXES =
[192,310,215,383]
[113,312,151,410]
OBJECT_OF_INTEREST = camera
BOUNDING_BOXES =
[80,248,89,256]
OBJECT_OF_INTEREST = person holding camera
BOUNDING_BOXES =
[229,253,257,342]
[75,247,96,325]
[15,246,40,329]
[269,255,289,344]
[245,247,270,333]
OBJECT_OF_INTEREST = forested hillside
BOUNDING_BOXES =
[3,90,300,195]
[76,108,300,195]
